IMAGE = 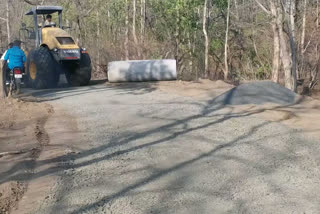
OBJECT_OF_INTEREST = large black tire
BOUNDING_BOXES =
[66,53,91,86]
[26,47,59,89]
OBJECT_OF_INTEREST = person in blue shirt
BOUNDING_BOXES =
[0,42,13,61]
[4,40,26,71]
[3,40,26,84]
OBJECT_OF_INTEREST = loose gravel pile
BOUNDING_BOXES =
[213,81,299,105]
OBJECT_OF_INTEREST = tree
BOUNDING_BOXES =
[125,0,129,60]
[6,0,10,43]
[132,0,140,58]
[270,0,281,83]
[255,0,280,83]
[140,0,146,59]
[299,0,307,79]
[255,0,297,91]
[0,0,316,92]
[0,0,11,43]
[224,0,231,80]
[203,0,209,78]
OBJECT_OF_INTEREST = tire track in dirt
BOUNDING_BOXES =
[12,105,83,214]
[32,105,54,157]
[0,100,54,214]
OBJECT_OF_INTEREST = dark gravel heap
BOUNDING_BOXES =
[213,81,299,105]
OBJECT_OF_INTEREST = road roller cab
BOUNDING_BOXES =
[41,27,81,62]
[23,6,91,89]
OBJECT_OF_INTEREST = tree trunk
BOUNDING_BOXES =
[132,0,140,58]
[234,0,239,20]
[96,10,101,73]
[299,0,307,79]
[289,0,296,40]
[300,0,307,55]
[0,25,2,49]
[125,0,129,60]
[276,2,295,91]
[6,0,11,43]
[288,0,297,91]
[270,0,280,83]
[175,0,181,74]
[194,7,200,80]
[255,0,280,83]
[317,0,319,28]
[0,60,5,99]
[224,0,231,80]
[203,0,209,78]
[74,0,83,45]
[312,0,319,88]
[140,0,145,59]
[187,32,193,77]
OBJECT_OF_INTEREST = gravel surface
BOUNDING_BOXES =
[27,82,320,214]
[213,81,299,105]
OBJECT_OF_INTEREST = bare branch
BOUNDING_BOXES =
[0,17,7,22]
[302,30,316,54]
[255,0,271,15]
[23,0,38,5]
[83,7,95,17]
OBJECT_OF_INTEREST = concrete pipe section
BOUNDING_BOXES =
[108,59,177,83]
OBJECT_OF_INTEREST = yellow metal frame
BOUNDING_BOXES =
[29,61,37,80]
[41,28,79,50]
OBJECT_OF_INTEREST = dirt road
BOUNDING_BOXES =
[11,81,320,213]
[0,98,53,214]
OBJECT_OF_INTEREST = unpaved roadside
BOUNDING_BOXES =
[156,80,320,141]
[4,80,320,214]
[0,99,53,214]
[255,97,320,139]
[11,105,83,214]
[16,80,320,214]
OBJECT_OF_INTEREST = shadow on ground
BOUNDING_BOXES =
[3,81,320,213]
[19,79,161,102]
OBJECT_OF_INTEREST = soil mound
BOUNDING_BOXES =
[213,81,299,105]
